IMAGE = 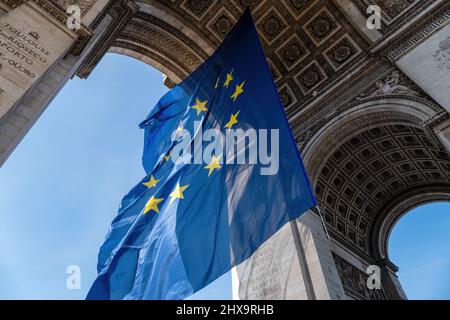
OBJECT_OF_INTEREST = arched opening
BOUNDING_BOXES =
[389,202,450,299]
[313,122,450,257]
[305,99,450,299]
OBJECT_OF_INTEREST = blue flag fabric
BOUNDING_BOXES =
[87,9,316,300]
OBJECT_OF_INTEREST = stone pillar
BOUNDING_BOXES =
[294,211,346,299]
[234,210,345,300]
[377,259,407,300]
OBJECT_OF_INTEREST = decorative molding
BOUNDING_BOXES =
[292,60,393,139]
[275,34,310,71]
[333,254,387,300]
[293,63,443,150]
[115,18,203,75]
[307,111,422,183]
[303,6,341,46]
[35,0,93,55]
[206,6,236,41]
[322,34,362,71]
[76,0,139,78]
[361,0,418,24]
[256,6,288,45]
[424,109,450,128]
[294,60,327,95]
[49,0,96,16]
[163,74,177,89]
[306,107,450,259]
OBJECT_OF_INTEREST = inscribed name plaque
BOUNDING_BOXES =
[0,3,77,117]
[236,222,309,299]
[396,23,450,112]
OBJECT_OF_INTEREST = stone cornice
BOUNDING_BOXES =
[379,0,450,61]
[35,0,93,55]
[4,0,93,56]
[76,0,139,78]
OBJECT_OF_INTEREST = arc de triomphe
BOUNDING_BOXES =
[1,0,450,300]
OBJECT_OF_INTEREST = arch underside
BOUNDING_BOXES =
[315,121,450,261]
[303,97,450,260]
[100,0,450,299]
[308,100,450,299]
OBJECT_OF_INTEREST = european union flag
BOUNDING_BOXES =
[87,9,316,300]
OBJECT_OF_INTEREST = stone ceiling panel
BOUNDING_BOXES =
[115,0,371,113]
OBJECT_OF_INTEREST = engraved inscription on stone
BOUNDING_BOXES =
[236,223,307,300]
[243,242,282,299]
[0,22,50,80]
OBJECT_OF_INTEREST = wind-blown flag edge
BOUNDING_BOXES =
[87,8,317,300]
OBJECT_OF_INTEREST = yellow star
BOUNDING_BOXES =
[143,196,164,214]
[191,98,208,116]
[142,175,160,189]
[204,155,222,177]
[224,110,240,129]
[169,183,189,204]
[224,71,233,88]
[231,81,245,102]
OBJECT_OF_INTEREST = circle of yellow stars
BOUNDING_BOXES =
[142,67,246,216]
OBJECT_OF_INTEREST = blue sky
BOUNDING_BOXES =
[0,53,448,300]
[389,202,450,300]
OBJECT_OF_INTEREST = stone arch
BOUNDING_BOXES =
[304,97,450,299]
[303,96,450,260]
[303,96,442,184]
[373,187,450,261]
[109,2,212,84]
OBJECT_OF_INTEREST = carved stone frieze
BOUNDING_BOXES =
[333,254,387,300]
[49,0,96,16]
[360,70,420,98]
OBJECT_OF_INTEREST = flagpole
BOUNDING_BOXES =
[315,205,331,241]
